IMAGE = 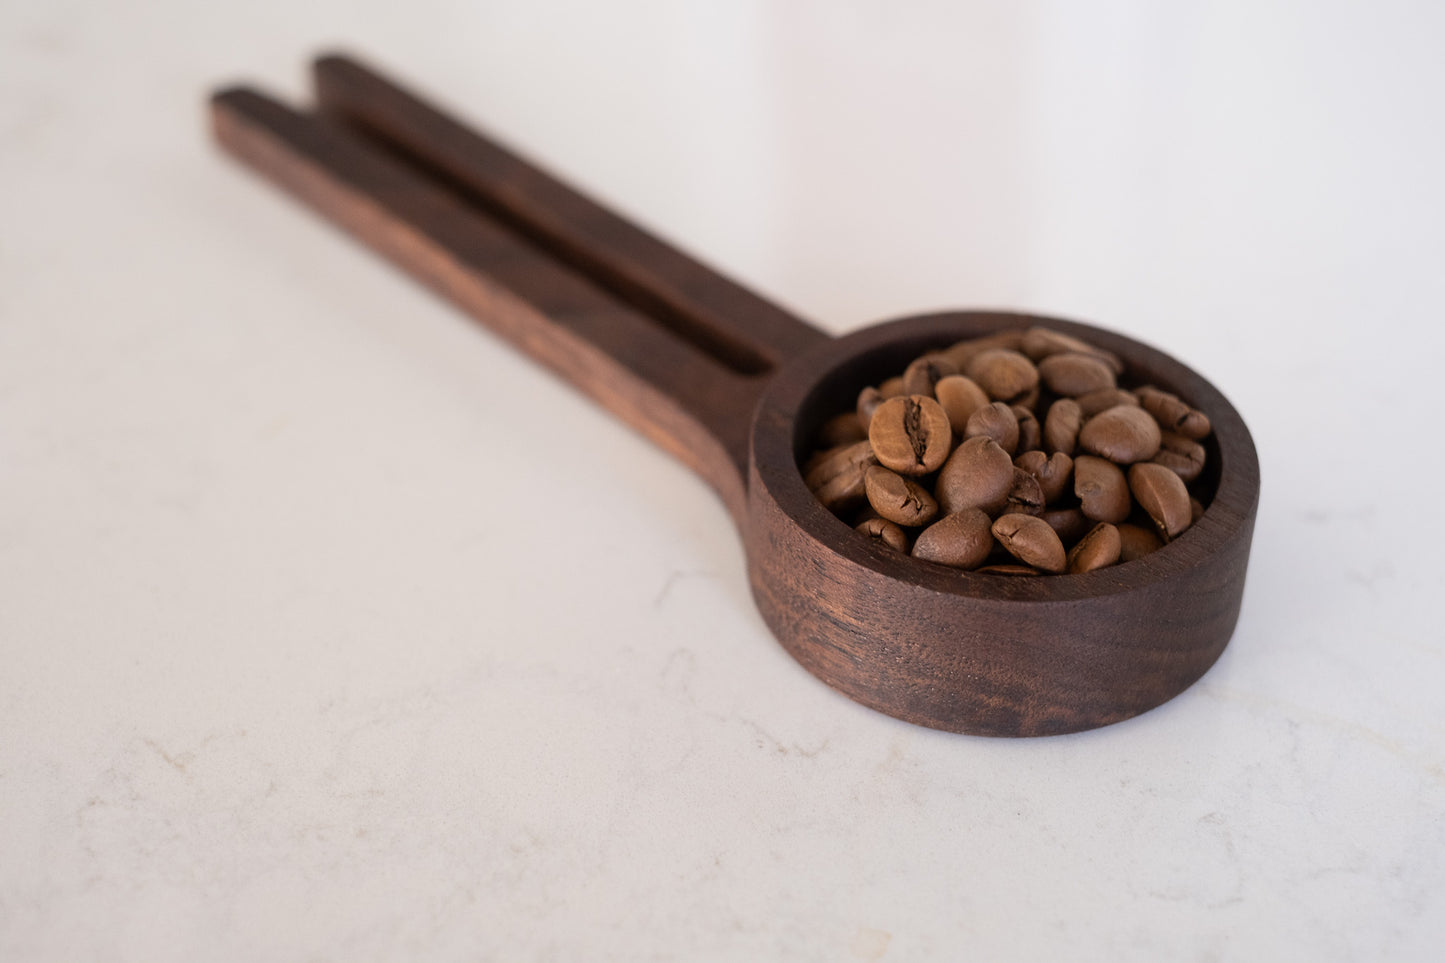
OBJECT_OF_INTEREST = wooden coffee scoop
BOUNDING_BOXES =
[210,54,1259,736]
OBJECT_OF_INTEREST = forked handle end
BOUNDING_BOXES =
[210,54,827,524]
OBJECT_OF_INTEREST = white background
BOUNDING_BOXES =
[3,1,1443,960]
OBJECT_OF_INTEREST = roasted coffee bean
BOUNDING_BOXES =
[1020,326,1124,374]
[1151,430,1207,482]
[1117,522,1163,562]
[965,349,1039,403]
[934,375,990,432]
[1042,507,1092,544]
[1043,398,1083,455]
[940,330,1026,371]
[902,354,959,397]
[963,401,1020,454]
[1067,523,1122,573]
[868,395,953,476]
[1136,385,1211,439]
[804,440,875,490]
[936,435,1015,515]
[818,411,867,448]
[1012,405,1041,454]
[804,440,876,512]
[1038,352,1117,397]
[1128,462,1192,540]
[1004,467,1046,516]
[1180,410,1211,440]
[912,509,994,569]
[1015,450,1073,505]
[811,471,867,512]
[1078,405,1162,464]
[1076,387,1141,418]
[864,465,939,527]
[808,325,1215,575]
[992,513,1067,573]
[856,386,885,430]
[856,516,909,553]
[1074,455,1132,523]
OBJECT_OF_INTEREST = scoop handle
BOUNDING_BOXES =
[210,54,827,523]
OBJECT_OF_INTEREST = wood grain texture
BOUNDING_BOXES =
[211,63,826,524]
[748,312,1258,735]
[210,55,1260,736]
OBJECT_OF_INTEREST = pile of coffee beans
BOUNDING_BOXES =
[803,326,1213,574]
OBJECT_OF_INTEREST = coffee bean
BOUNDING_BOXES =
[864,465,939,527]
[856,516,909,553]
[934,375,990,431]
[808,325,1216,576]
[1117,522,1163,562]
[856,386,885,430]
[1179,410,1211,440]
[912,509,994,569]
[818,411,867,448]
[1128,462,1192,540]
[1074,455,1132,523]
[804,440,875,490]
[804,440,876,512]
[1136,385,1211,439]
[1078,405,1162,464]
[964,401,1020,455]
[811,470,867,512]
[1038,353,1117,397]
[1015,450,1073,505]
[1012,405,1041,453]
[1020,326,1124,374]
[1043,398,1083,455]
[902,353,959,397]
[1076,388,1141,418]
[992,513,1067,573]
[1041,507,1092,544]
[965,349,1039,403]
[868,395,953,476]
[940,330,1026,371]
[1004,466,1046,516]
[1151,430,1207,482]
[1067,523,1122,573]
[936,435,1015,515]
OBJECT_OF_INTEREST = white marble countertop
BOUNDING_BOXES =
[3,2,1443,960]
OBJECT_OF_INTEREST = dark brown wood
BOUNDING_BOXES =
[748,312,1258,735]
[309,55,822,374]
[209,55,1261,736]
[211,71,822,523]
